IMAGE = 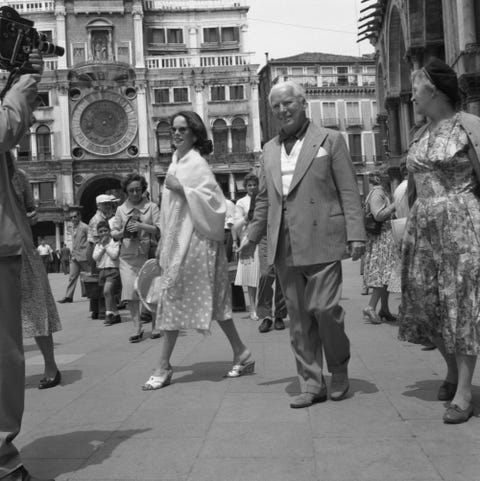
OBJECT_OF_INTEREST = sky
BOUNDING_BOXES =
[246,0,375,68]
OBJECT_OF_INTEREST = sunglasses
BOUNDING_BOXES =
[127,187,143,193]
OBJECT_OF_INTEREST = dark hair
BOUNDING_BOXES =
[423,57,460,106]
[96,220,110,232]
[171,111,213,156]
[121,173,148,194]
[243,173,259,189]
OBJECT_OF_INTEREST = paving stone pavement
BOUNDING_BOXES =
[18,260,480,481]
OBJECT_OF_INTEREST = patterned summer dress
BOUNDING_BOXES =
[399,114,480,354]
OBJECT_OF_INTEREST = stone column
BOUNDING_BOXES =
[136,83,149,157]
[228,173,236,200]
[57,85,71,159]
[457,0,477,48]
[55,223,61,250]
[249,79,261,152]
[30,128,37,161]
[188,27,198,53]
[132,2,145,68]
[227,126,233,153]
[240,24,248,53]
[194,83,204,118]
[54,1,67,69]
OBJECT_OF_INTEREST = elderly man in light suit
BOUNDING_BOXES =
[239,81,366,408]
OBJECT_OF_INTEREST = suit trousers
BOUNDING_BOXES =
[65,258,90,299]
[256,264,287,320]
[275,218,350,394]
[0,256,24,478]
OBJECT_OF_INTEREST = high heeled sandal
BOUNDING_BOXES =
[225,351,255,378]
[378,310,398,323]
[142,369,173,390]
[362,306,381,324]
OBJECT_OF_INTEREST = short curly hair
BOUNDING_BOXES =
[243,173,259,189]
[121,173,148,194]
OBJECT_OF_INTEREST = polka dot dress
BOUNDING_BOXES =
[156,231,232,332]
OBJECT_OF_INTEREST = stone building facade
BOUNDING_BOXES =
[359,0,480,181]
[258,52,379,196]
[0,0,260,247]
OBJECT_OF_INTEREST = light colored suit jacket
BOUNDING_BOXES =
[248,122,366,266]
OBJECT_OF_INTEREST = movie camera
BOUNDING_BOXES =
[0,6,64,74]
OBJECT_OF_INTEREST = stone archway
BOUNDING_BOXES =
[77,175,124,223]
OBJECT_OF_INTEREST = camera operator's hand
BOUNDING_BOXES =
[28,49,44,81]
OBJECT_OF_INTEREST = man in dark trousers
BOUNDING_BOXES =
[239,81,366,408]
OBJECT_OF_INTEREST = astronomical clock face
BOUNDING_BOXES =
[71,91,137,156]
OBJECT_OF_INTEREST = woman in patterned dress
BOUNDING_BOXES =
[12,167,62,389]
[362,174,397,324]
[142,111,254,390]
[399,58,480,424]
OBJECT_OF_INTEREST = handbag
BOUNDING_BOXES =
[391,217,407,248]
[363,189,383,235]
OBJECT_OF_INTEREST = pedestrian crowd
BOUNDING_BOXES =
[0,49,479,481]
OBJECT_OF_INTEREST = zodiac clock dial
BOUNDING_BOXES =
[71,91,137,156]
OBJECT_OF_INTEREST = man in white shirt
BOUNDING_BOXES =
[36,238,53,272]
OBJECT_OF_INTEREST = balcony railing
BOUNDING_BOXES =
[274,73,376,89]
[351,154,366,165]
[3,1,54,12]
[322,117,339,128]
[346,117,363,127]
[200,41,240,51]
[144,0,247,10]
[145,52,253,69]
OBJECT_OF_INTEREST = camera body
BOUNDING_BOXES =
[0,6,64,73]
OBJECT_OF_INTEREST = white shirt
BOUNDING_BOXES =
[37,244,52,256]
[281,138,305,195]
[225,199,235,230]
[92,238,120,269]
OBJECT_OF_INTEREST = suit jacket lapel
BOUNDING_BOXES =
[266,138,283,196]
[287,125,327,195]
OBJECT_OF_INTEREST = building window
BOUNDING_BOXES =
[221,27,239,42]
[291,67,303,76]
[17,134,31,161]
[153,87,189,104]
[322,102,337,127]
[167,28,183,43]
[150,28,166,43]
[321,66,335,86]
[154,88,170,104]
[38,182,54,203]
[348,133,363,164]
[36,125,51,161]
[211,86,226,101]
[37,92,50,107]
[337,66,349,86]
[231,117,246,153]
[204,27,219,43]
[156,121,172,154]
[212,119,228,154]
[173,87,189,103]
[346,101,362,126]
[229,85,244,100]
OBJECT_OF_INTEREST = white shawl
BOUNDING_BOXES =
[156,148,226,296]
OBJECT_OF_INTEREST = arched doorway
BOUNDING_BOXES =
[77,175,124,223]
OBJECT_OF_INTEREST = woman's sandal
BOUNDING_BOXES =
[142,369,173,390]
[225,350,255,378]
[129,331,144,343]
[150,330,162,339]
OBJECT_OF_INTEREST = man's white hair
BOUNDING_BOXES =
[268,80,306,106]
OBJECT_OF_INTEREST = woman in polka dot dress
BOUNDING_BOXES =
[142,111,254,390]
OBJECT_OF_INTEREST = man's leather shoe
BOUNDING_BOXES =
[443,403,474,424]
[258,317,272,333]
[57,297,72,303]
[104,314,121,326]
[290,390,327,408]
[273,317,285,330]
[330,372,349,401]
[3,465,54,481]
[91,311,99,320]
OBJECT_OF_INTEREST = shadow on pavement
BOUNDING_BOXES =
[25,369,83,390]
[171,361,251,383]
[403,379,480,403]
[21,428,151,478]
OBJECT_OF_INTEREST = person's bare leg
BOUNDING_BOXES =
[432,336,458,384]
[217,318,247,363]
[128,300,141,336]
[152,330,179,375]
[451,354,477,410]
[34,335,58,379]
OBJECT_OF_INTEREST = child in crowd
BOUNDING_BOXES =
[92,221,121,326]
